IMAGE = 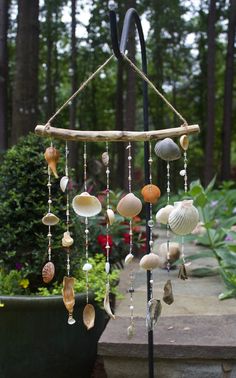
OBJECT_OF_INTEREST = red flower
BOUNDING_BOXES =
[123,233,130,244]
[97,234,113,253]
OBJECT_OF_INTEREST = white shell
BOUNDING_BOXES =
[105,262,110,274]
[42,212,59,226]
[60,176,69,192]
[154,138,181,161]
[179,169,186,177]
[101,152,109,166]
[104,283,115,319]
[106,209,115,225]
[125,253,134,265]
[82,263,93,272]
[139,253,162,270]
[155,205,174,225]
[117,193,142,218]
[62,231,74,247]
[169,200,199,236]
[72,192,102,217]
[179,135,189,151]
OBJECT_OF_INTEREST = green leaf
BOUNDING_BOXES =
[219,289,236,300]
[195,192,207,207]
[205,175,216,194]
[190,267,218,277]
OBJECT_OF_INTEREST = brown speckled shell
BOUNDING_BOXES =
[83,303,96,330]
[141,184,161,204]
[42,261,55,283]
[44,146,60,178]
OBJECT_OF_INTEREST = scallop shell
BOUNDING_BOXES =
[101,152,109,166]
[155,205,174,225]
[44,146,60,178]
[60,176,69,192]
[42,212,59,226]
[179,135,189,151]
[169,200,199,235]
[42,261,55,283]
[103,283,115,319]
[117,193,142,218]
[125,253,134,265]
[163,279,174,305]
[62,276,75,314]
[82,262,93,272]
[154,138,181,161]
[141,184,161,204]
[62,231,74,247]
[158,242,181,263]
[83,303,95,330]
[105,209,115,225]
[139,253,162,270]
[72,192,102,217]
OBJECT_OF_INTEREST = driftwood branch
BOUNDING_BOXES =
[35,124,200,142]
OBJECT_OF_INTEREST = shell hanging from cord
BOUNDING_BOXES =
[139,253,162,270]
[42,261,55,283]
[83,303,95,330]
[62,276,76,325]
[42,212,59,226]
[104,283,115,319]
[155,205,174,225]
[117,193,142,218]
[169,200,199,235]
[44,146,60,178]
[72,192,102,217]
[141,184,161,204]
[179,134,189,151]
[154,138,181,161]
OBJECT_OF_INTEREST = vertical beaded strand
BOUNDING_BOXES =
[65,141,71,277]
[105,142,111,286]
[166,161,171,273]
[148,142,154,303]
[47,157,52,263]
[84,143,89,304]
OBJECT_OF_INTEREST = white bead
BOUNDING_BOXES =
[180,169,186,176]
[130,305,134,310]
[105,262,110,274]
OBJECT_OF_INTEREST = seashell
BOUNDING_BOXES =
[82,262,92,272]
[105,262,110,274]
[158,242,181,263]
[83,303,95,330]
[103,283,115,319]
[42,261,55,283]
[169,200,199,236]
[105,209,115,225]
[125,253,134,265]
[179,134,189,151]
[139,253,162,270]
[154,138,181,161]
[72,192,102,217]
[179,169,186,177]
[62,276,76,325]
[156,205,174,225]
[191,221,206,236]
[127,324,135,339]
[117,193,142,218]
[141,184,161,204]
[178,263,188,280]
[42,212,59,226]
[101,152,109,166]
[62,231,74,247]
[163,279,174,305]
[44,146,60,178]
[146,299,162,331]
[60,176,69,192]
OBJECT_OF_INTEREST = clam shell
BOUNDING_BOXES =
[83,303,95,330]
[42,212,59,226]
[62,231,74,247]
[60,176,69,192]
[44,146,60,178]
[125,253,134,265]
[106,209,115,225]
[179,135,189,151]
[62,276,75,314]
[103,283,115,319]
[117,193,142,218]
[72,192,102,217]
[139,253,162,270]
[42,261,55,283]
[163,279,174,305]
[82,262,93,272]
[141,184,161,204]
[154,138,181,161]
[158,242,181,263]
[101,152,109,166]
[169,200,199,235]
[155,205,174,225]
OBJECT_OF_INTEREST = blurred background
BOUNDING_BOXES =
[0,0,235,190]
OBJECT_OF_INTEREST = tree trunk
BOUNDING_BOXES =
[0,0,8,152]
[11,0,39,145]
[204,0,216,185]
[221,0,236,181]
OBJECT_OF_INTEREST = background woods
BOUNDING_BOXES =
[0,0,235,188]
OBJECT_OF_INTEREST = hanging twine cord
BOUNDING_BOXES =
[45,54,115,128]
[122,53,188,127]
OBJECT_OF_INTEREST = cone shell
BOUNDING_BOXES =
[42,212,59,226]
[62,231,74,247]
[156,205,174,225]
[159,242,181,263]
[60,176,69,192]
[169,200,199,236]
[139,253,162,270]
[72,192,102,217]
[62,276,75,313]
[44,146,60,178]
[104,283,115,319]
[141,184,161,204]
[117,193,142,218]
[101,152,109,166]
[42,261,55,283]
[154,138,181,161]
[179,135,189,151]
[83,303,95,330]
[106,209,115,225]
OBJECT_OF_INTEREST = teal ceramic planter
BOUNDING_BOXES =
[0,294,107,378]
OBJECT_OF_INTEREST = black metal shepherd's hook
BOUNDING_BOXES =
[109,8,154,378]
